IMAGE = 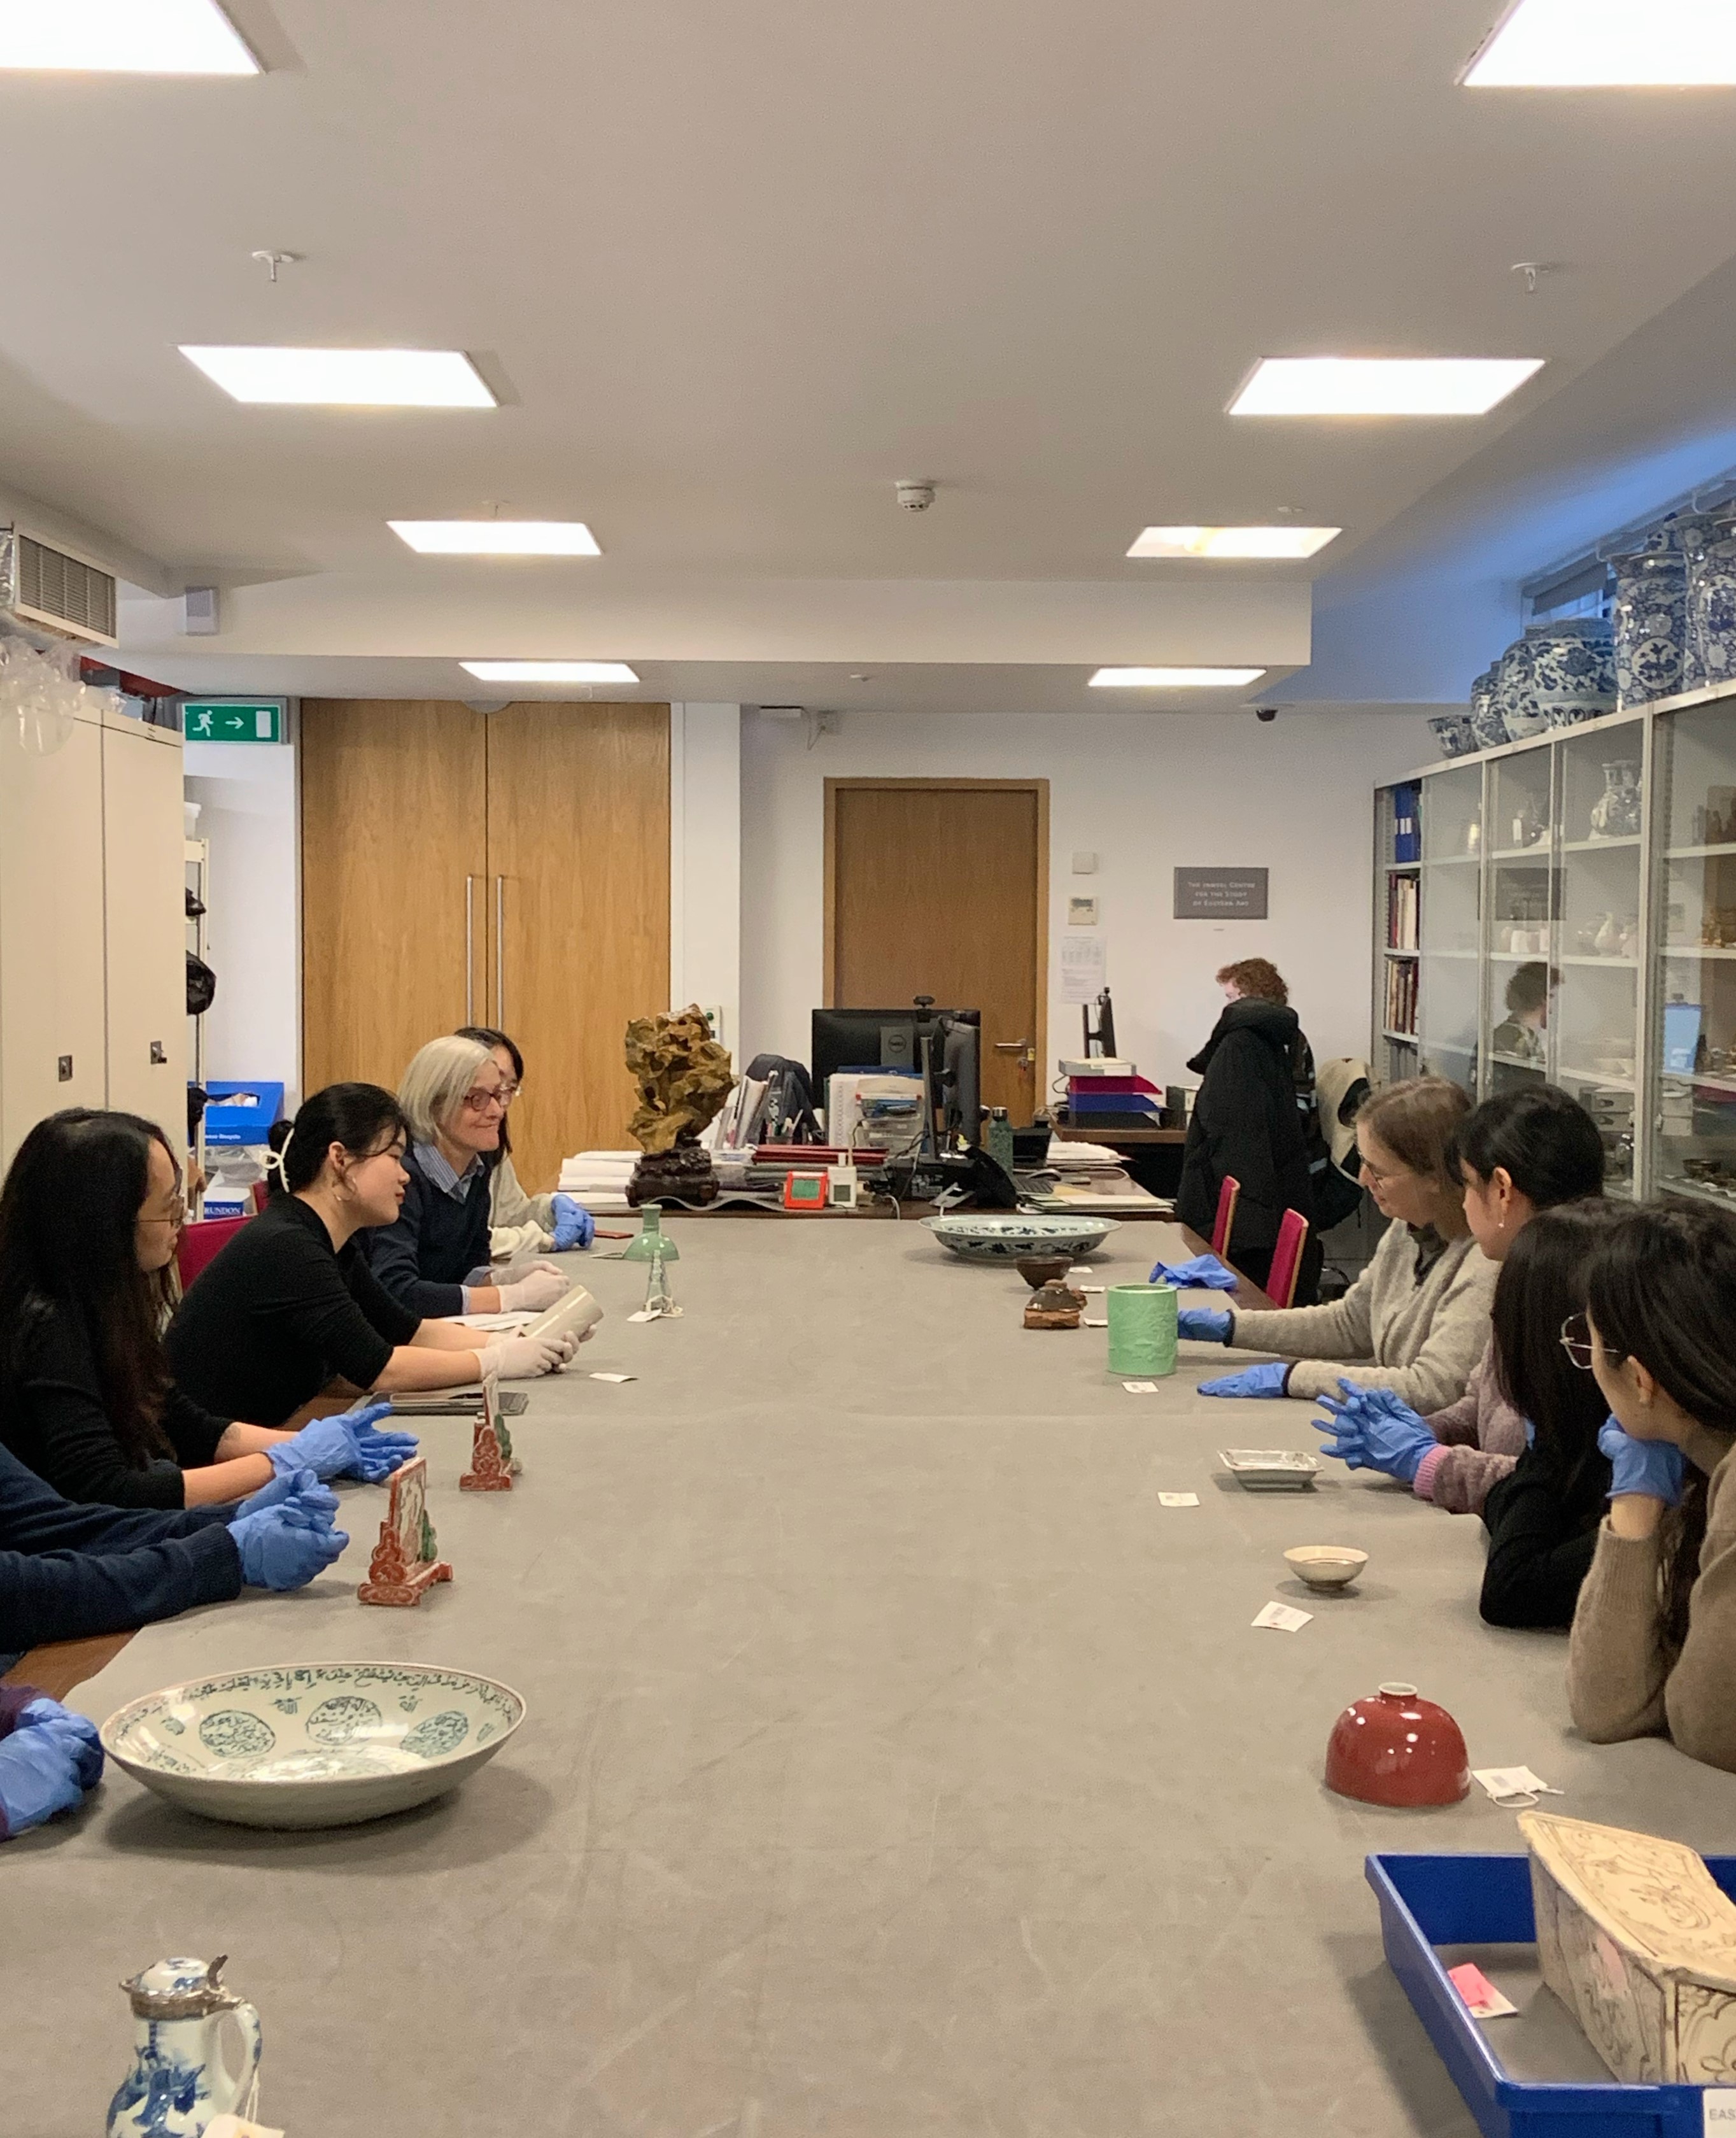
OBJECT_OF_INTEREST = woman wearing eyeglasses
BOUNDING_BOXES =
[0,1109,416,1507]
[363,1035,572,1321]
[1568,1201,1736,1771]
[455,1026,594,1261]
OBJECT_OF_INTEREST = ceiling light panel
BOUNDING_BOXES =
[460,661,639,684]
[390,521,601,556]
[0,0,258,73]
[1464,0,1736,85]
[1230,357,1543,417]
[1127,525,1341,560]
[180,348,497,407]
[1089,667,1266,688]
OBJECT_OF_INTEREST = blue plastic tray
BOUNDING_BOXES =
[1368,1851,1736,2138]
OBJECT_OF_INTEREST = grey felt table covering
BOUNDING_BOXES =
[11,1217,1736,2136]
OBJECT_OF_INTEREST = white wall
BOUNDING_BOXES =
[738,707,1437,1096]
[183,739,300,1107]
[668,703,742,1051]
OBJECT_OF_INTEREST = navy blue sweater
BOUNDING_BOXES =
[0,1443,242,1666]
[363,1146,494,1319]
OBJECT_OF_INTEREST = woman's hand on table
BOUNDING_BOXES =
[1198,1361,1292,1398]
[480,1331,574,1380]
[498,1266,569,1313]
[229,1466,349,1589]
[265,1402,419,1485]
[1176,1306,1234,1343]
[0,1699,103,1836]
[1316,1381,1436,1481]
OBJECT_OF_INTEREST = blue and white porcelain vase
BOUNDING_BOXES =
[1673,514,1723,693]
[1614,550,1688,709]
[1468,664,1507,749]
[1497,635,1549,740]
[108,1957,262,2138]
[1530,616,1617,728]
[1688,535,1736,696]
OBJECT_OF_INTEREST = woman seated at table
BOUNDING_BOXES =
[168,1082,574,1428]
[1184,1077,1495,1412]
[0,1448,348,1834]
[1569,1201,1736,1773]
[455,1025,595,1261]
[365,1037,570,1322]
[0,1110,418,1508]
[1314,1084,1605,1510]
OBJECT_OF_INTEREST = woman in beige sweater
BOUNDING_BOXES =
[1567,1201,1736,1773]
[1189,1076,1495,1411]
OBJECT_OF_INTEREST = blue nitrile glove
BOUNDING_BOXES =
[17,1699,103,1790]
[1199,1361,1292,1398]
[1598,1417,1686,1504]
[1176,1306,1234,1343]
[1150,1253,1238,1292]
[265,1401,413,1483]
[551,1193,595,1251]
[233,1468,342,1524]
[0,1713,101,1836]
[1315,1380,1436,1482]
[229,1477,349,1590]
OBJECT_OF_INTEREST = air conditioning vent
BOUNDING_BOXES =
[0,527,119,646]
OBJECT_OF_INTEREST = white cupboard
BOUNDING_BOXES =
[102,714,187,1148]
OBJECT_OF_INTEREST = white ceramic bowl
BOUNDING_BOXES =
[1284,1545,1369,1590]
[101,1661,525,1829]
[920,1213,1119,1263]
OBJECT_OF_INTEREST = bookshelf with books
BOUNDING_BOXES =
[1373,782,1421,1084]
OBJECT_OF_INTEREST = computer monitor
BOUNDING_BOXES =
[1664,1000,1704,1075]
[810,1004,983,1146]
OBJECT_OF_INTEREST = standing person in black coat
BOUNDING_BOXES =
[1176,959,1320,1299]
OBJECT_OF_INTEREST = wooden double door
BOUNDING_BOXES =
[300,700,670,1191]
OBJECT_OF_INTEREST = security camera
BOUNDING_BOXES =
[895,479,936,513]
[1255,706,1278,723]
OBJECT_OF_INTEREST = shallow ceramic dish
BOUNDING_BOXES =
[101,1661,525,1830]
[1218,1448,1322,1492]
[1284,1544,1369,1590]
[921,1214,1119,1264]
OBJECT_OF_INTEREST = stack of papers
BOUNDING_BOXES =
[1044,1140,1127,1172]
[556,1150,639,1213]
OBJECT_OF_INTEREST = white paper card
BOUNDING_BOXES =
[1471,1765,1561,1806]
[1083,1317,1108,1327]
[206,2121,285,2138]
[1123,1381,1161,1394]
[589,1372,635,1384]
[1157,1492,1199,1508]
[1252,1601,1311,1632]
[1061,933,1107,1004]
[627,1308,659,1324]
[1704,2090,1736,2137]
[1067,1267,1095,1278]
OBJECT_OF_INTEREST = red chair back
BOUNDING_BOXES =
[1267,1207,1311,1310]
[176,1216,250,1291]
[1211,1175,1241,1258]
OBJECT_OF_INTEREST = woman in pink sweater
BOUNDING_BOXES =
[1317,1085,1605,1511]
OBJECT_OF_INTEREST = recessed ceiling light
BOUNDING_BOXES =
[1089,667,1266,688]
[1127,525,1341,560]
[1464,0,1736,85]
[1230,357,1543,417]
[180,348,497,407]
[460,661,639,684]
[0,0,258,72]
[390,521,601,556]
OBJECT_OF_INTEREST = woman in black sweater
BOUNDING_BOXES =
[1479,1200,1620,1629]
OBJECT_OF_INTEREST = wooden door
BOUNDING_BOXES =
[300,702,488,1093]
[101,719,188,1150]
[484,702,670,1188]
[826,779,1047,1122]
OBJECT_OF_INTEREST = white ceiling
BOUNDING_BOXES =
[5,0,1736,704]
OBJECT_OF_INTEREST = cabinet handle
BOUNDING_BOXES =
[464,876,476,1023]
[495,875,505,1024]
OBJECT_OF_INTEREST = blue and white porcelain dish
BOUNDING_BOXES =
[920,1212,1119,1263]
[1427,711,1476,760]
[101,1660,526,1829]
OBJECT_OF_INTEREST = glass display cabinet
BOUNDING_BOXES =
[1416,761,1482,1098]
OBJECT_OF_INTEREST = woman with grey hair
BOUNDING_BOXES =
[365,1035,572,1320]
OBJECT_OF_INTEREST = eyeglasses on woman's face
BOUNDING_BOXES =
[1560,1312,1627,1371]
[1358,1152,1412,1187]
[137,1192,187,1231]
[460,1087,508,1116]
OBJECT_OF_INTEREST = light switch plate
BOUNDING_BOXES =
[1071,851,1099,874]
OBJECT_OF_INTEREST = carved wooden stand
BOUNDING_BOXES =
[357,1456,453,1608]
[460,1415,514,1492]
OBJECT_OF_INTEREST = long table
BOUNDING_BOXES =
[12,1217,1736,2135]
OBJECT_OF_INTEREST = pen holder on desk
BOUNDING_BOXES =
[1106,1283,1177,1377]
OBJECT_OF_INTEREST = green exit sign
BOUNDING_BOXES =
[183,698,285,744]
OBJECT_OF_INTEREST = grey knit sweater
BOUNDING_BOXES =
[1227,1221,1496,1411]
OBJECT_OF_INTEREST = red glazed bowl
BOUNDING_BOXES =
[1325,1681,1469,1808]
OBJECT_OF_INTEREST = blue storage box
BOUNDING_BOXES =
[1368,1850,1736,2138]
[201,1080,285,1147]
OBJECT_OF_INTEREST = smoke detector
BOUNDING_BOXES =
[895,479,935,513]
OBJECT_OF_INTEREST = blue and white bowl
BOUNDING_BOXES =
[1428,711,1477,760]
[101,1661,526,1829]
[920,1212,1120,1263]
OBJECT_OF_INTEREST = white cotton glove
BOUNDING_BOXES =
[479,1333,570,1380]
[492,1245,553,1285]
[497,1267,570,1313]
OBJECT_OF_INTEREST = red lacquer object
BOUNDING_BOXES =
[1325,1681,1470,1808]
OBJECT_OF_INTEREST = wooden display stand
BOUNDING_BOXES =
[357,1456,453,1607]
[461,1378,519,1492]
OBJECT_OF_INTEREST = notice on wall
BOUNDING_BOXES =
[1061,933,1107,1003]
[1174,866,1269,919]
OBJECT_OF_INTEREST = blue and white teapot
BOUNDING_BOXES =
[107,1957,262,2138]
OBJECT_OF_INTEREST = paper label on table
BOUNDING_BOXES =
[1061,933,1107,1004]
[1252,1601,1311,1632]
[1157,1492,1199,1508]
[627,1308,660,1323]
[1448,1963,1519,2020]
[1472,1765,1560,1807]
[1704,2092,1736,2137]
[1067,1266,1095,1278]
[589,1371,636,1384]
[1083,1317,1108,1327]
[1078,1284,1105,1294]
[205,2121,285,2138]
[1123,1380,1161,1394]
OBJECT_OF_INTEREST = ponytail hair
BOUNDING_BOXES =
[1450,1084,1605,1208]
[267,1083,407,1198]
